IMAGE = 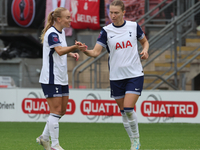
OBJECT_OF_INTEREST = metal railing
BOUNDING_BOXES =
[72,57,92,88]
[72,50,107,88]
[137,0,176,26]
[143,1,200,89]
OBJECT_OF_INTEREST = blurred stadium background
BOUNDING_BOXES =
[0,0,200,90]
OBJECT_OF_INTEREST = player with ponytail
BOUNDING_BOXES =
[36,7,86,150]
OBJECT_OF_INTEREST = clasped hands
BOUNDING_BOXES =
[75,40,88,52]
[70,41,88,61]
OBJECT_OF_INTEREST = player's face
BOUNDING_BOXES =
[60,10,72,28]
[109,5,125,26]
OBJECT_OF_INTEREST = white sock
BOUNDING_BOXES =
[121,110,134,141]
[125,108,139,138]
[49,113,61,147]
[42,116,50,141]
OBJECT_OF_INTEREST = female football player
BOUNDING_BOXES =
[36,7,86,150]
[76,0,149,149]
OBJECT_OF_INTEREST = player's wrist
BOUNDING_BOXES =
[74,44,78,49]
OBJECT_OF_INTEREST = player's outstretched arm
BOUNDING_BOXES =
[139,36,149,60]
[54,44,87,56]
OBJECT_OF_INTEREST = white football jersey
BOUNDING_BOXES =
[39,26,68,85]
[97,21,144,80]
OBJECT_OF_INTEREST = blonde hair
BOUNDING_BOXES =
[110,0,125,11]
[40,7,67,43]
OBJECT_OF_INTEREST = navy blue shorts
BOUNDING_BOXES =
[110,76,144,99]
[41,84,69,98]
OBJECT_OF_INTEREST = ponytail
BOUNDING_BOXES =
[40,7,68,43]
[40,11,55,43]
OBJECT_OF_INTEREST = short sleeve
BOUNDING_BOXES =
[48,32,62,48]
[136,23,145,40]
[97,28,107,48]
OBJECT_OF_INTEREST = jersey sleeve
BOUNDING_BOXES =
[136,23,145,40]
[48,32,62,48]
[97,28,107,48]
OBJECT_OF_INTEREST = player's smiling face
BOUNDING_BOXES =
[60,10,72,28]
[109,5,125,26]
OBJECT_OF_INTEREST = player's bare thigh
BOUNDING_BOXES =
[124,93,139,108]
[115,93,139,110]
[47,97,63,115]
[115,98,124,110]
[47,96,69,115]
[61,96,69,115]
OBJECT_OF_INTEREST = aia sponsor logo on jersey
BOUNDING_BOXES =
[116,40,132,50]
[11,0,35,27]
[22,98,76,115]
[141,101,198,118]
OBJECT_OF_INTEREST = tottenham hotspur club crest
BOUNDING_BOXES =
[55,87,59,93]
[129,32,132,37]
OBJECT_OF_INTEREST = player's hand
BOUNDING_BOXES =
[69,52,79,61]
[75,40,82,46]
[140,50,149,60]
[75,40,88,52]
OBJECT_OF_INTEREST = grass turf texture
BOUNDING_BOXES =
[0,122,199,150]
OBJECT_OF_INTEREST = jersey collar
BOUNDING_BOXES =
[52,26,62,34]
[112,20,126,28]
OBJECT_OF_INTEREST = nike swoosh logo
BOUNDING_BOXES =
[110,35,115,38]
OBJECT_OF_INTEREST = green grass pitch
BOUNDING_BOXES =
[0,122,199,149]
